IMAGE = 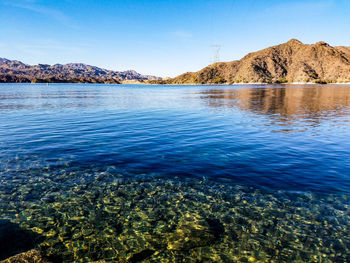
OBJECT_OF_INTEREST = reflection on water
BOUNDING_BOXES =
[200,85,350,123]
[0,84,349,262]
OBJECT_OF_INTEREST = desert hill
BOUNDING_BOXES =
[0,58,160,84]
[155,39,350,84]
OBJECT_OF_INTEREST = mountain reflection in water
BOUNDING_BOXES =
[200,85,350,124]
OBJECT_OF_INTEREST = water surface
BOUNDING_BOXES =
[0,84,349,262]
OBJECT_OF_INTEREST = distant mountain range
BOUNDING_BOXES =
[3,40,350,85]
[153,39,350,84]
[0,58,160,84]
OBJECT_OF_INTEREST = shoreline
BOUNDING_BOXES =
[1,82,350,86]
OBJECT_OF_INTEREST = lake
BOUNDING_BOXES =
[0,84,349,262]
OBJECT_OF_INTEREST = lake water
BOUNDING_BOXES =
[0,84,349,262]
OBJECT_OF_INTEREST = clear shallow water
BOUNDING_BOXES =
[0,84,349,262]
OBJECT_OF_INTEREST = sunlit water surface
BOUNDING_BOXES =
[0,84,349,262]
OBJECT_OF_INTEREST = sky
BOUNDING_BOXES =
[0,0,349,77]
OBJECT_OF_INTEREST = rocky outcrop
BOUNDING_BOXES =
[155,39,350,84]
[0,58,160,84]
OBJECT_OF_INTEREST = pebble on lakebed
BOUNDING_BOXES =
[0,168,349,262]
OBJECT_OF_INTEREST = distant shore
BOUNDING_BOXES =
[1,82,350,86]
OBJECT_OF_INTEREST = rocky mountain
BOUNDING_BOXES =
[155,39,350,84]
[0,58,160,84]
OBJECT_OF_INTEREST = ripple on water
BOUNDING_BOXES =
[0,84,350,262]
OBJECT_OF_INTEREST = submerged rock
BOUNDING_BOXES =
[127,249,155,262]
[0,250,49,263]
[1,172,349,262]
[167,213,224,250]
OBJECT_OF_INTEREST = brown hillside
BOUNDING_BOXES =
[160,39,350,84]
[0,58,160,84]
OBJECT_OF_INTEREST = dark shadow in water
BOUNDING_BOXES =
[128,249,155,262]
[200,85,350,124]
[0,219,43,260]
[207,218,225,240]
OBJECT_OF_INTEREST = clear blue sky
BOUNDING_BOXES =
[0,0,349,77]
